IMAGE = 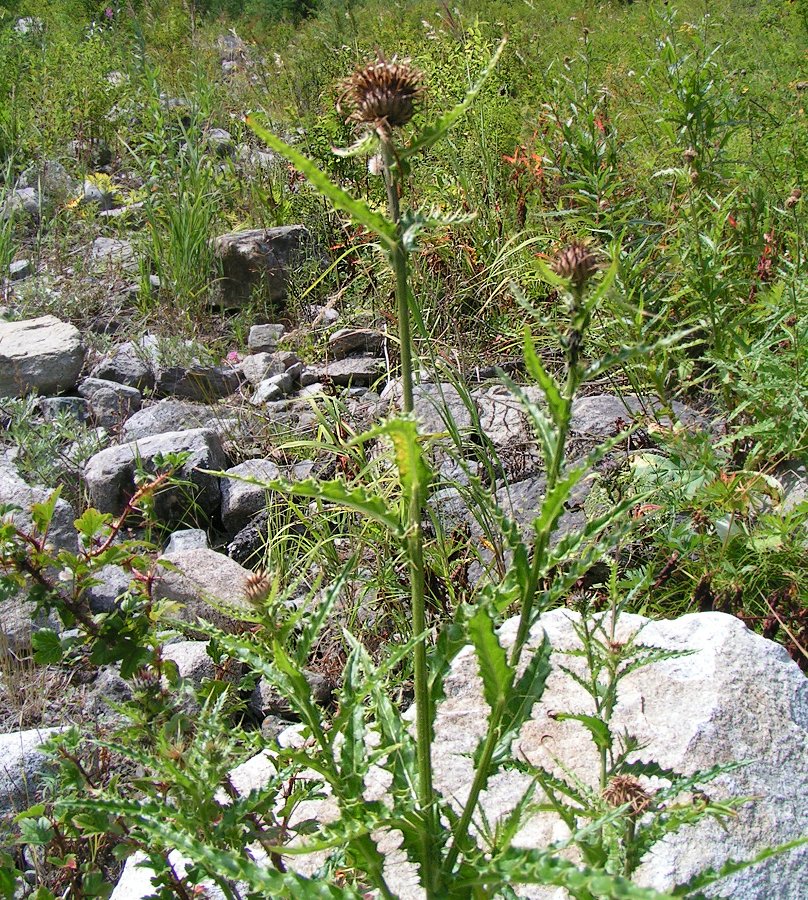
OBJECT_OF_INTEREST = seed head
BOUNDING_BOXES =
[602,775,653,815]
[244,569,273,606]
[683,146,697,163]
[551,242,602,288]
[338,55,425,130]
[786,188,802,210]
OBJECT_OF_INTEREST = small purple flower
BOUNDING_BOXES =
[104,6,114,19]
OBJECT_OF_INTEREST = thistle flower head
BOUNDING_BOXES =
[338,54,425,131]
[244,569,273,606]
[551,241,602,288]
[602,775,653,815]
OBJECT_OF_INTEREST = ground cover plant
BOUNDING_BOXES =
[0,0,807,896]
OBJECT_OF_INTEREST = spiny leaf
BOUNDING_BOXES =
[246,115,396,251]
[524,329,564,428]
[469,604,514,711]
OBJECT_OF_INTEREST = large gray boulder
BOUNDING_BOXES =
[0,316,84,397]
[427,610,808,899]
[82,428,227,526]
[212,225,312,308]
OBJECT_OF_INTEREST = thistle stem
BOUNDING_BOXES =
[380,135,439,896]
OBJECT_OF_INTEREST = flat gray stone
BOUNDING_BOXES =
[309,356,385,387]
[154,364,241,401]
[328,327,384,360]
[9,259,32,280]
[91,338,157,391]
[0,316,84,398]
[91,237,136,272]
[121,400,232,442]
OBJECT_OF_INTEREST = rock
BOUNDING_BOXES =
[9,260,32,281]
[216,31,248,61]
[570,393,702,439]
[0,316,84,398]
[308,356,386,388]
[0,459,78,553]
[162,641,217,685]
[83,666,133,720]
[91,338,157,391]
[86,564,131,614]
[78,179,117,211]
[384,381,474,435]
[3,187,41,220]
[120,400,233,442]
[205,128,234,157]
[327,327,385,360]
[154,363,241,401]
[220,459,281,533]
[111,851,227,900]
[248,323,285,353]
[241,352,285,385]
[83,428,227,525]
[0,728,64,815]
[154,548,253,633]
[236,144,277,173]
[227,510,269,566]
[249,670,331,719]
[422,609,808,899]
[302,304,339,327]
[13,17,43,36]
[78,377,141,429]
[212,226,313,308]
[164,528,209,554]
[38,396,89,423]
[251,373,292,405]
[91,237,136,272]
[773,460,808,515]
[474,384,544,479]
[17,160,78,202]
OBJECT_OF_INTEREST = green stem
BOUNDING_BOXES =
[380,135,439,897]
[446,291,585,878]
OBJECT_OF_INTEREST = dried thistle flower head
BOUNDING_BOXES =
[244,570,272,606]
[602,775,653,815]
[551,241,602,288]
[786,187,802,210]
[683,146,698,163]
[338,54,425,130]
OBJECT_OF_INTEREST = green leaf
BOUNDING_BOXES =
[224,475,403,537]
[31,629,63,665]
[404,38,506,159]
[30,489,61,537]
[246,116,396,251]
[500,635,552,749]
[469,604,514,711]
[74,508,111,540]
[361,416,431,508]
[18,816,54,846]
[669,836,808,896]
[549,712,613,752]
[524,329,564,428]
